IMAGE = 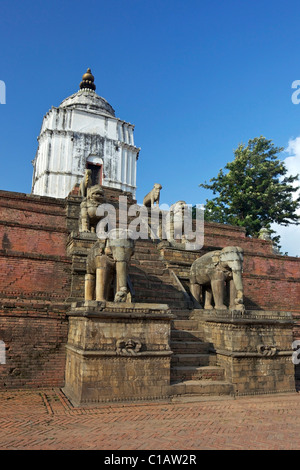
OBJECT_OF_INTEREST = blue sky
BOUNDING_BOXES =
[0,0,299,255]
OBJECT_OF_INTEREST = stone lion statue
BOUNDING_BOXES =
[143,183,162,207]
[79,184,104,232]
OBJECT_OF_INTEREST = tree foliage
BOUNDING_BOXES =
[199,136,300,246]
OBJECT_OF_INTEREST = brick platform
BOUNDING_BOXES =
[0,388,299,450]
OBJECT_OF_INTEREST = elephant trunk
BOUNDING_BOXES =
[232,270,244,307]
[232,270,243,292]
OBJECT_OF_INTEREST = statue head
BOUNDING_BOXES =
[153,183,162,197]
[213,246,244,272]
[86,184,104,203]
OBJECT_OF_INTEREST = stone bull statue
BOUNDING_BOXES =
[189,246,245,311]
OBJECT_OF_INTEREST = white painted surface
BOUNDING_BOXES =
[32,89,140,198]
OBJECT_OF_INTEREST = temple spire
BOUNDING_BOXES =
[79,68,96,91]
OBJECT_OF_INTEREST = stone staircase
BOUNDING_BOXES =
[170,312,234,399]
[129,239,189,310]
[129,239,234,399]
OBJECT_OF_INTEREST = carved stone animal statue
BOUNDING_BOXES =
[78,169,92,198]
[143,183,162,207]
[85,239,115,301]
[85,229,135,303]
[167,200,187,241]
[189,246,244,311]
[79,184,104,232]
[108,229,135,301]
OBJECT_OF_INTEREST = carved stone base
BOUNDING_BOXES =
[193,309,296,395]
[63,301,174,406]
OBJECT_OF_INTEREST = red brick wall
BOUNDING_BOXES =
[0,190,299,390]
[164,220,300,338]
[0,191,71,389]
[0,302,68,388]
[196,221,299,312]
[243,254,300,312]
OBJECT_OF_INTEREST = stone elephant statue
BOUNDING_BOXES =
[189,246,245,311]
[85,229,135,303]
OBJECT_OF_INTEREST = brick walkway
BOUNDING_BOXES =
[0,388,299,450]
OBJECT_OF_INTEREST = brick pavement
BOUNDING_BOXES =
[0,388,299,450]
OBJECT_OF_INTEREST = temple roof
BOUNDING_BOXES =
[59,68,115,117]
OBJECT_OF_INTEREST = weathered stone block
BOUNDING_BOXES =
[194,309,296,395]
[63,301,174,405]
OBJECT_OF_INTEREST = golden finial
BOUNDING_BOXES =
[79,68,96,91]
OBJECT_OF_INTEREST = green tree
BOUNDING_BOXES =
[199,136,300,247]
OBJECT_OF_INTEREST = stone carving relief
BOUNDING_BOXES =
[189,246,245,312]
[85,229,135,303]
[257,344,277,356]
[116,338,142,356]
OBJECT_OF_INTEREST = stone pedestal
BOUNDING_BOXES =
[194,309,296,395]
[63,301,174,406]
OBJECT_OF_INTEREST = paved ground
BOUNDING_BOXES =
[0,388,299,450]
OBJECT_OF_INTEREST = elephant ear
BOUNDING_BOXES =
[211,253,220,266]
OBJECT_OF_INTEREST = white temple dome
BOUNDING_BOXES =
[59,89,116,117]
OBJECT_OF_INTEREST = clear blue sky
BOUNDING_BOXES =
[0,0,299,254]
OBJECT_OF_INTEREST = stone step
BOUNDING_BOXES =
[171,309,195,319]
[170,380,234,398]
[171,353,217,367]
[134,288,185,301]
[130,262,167,274]
[171,319,199,331]
[130,270,169,280]
[171,329,204,341]
[133,254,165,262]
[131,278,177,290]
[171,341,212,354]
[133,245,160,254]
[171,365,224,382]
[131,299,189,311]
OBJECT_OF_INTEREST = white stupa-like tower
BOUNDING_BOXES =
[31,69,140,198]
